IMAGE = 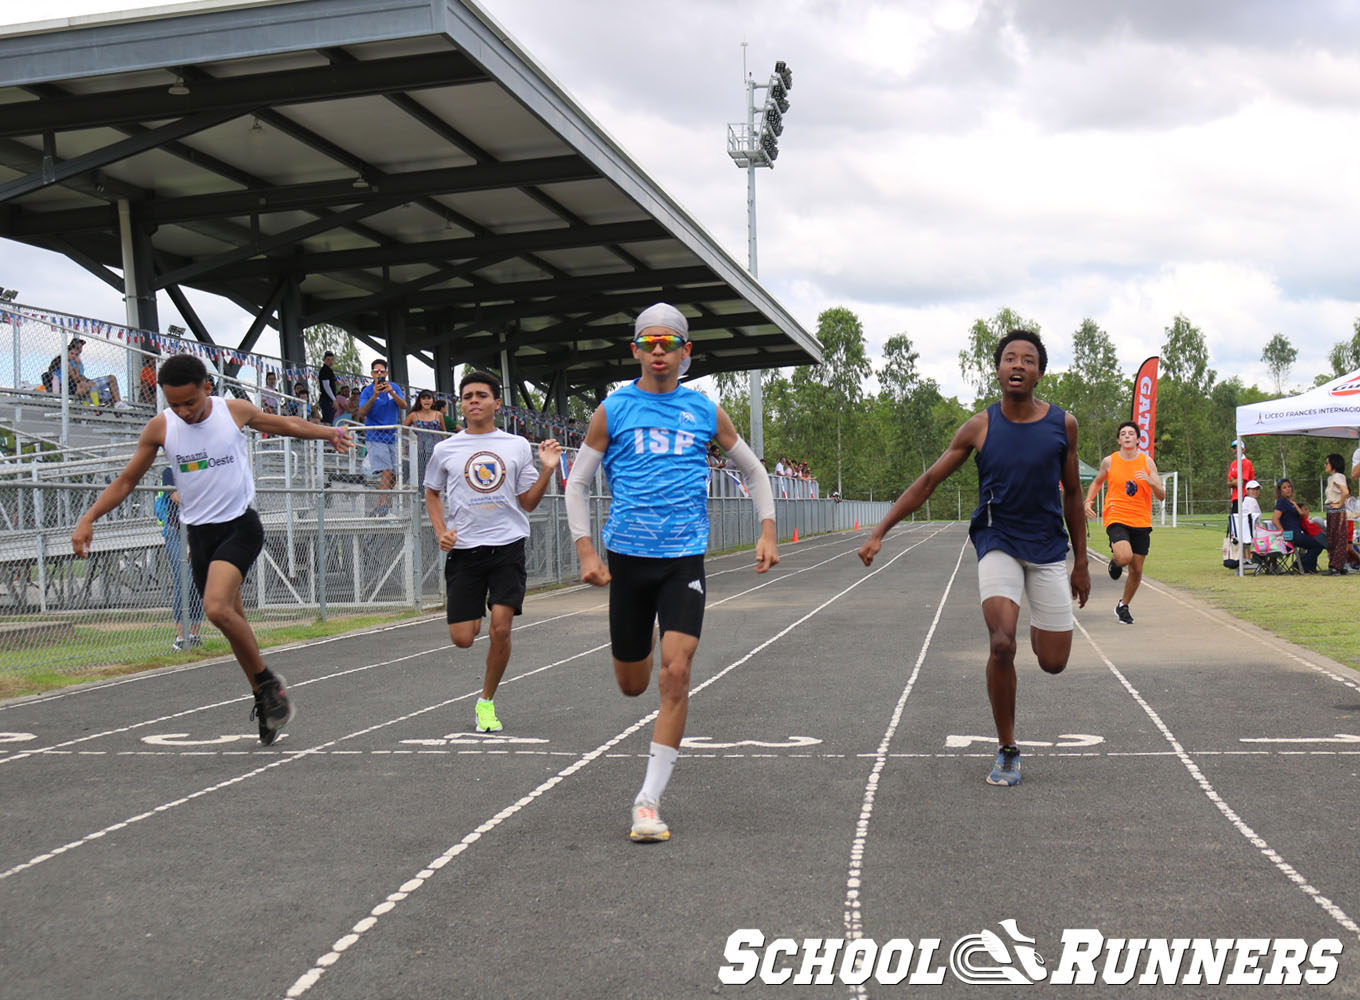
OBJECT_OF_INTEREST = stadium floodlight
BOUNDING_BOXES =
[0,289,18,302]
[725,52,795,460]
[168,325,186,335]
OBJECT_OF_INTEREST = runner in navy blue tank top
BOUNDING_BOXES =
[859,330,1090,787]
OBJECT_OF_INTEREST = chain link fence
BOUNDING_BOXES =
[0,420,887,678]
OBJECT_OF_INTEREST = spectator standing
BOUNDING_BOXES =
[1226,441,1254,534]
[317,351,339,424]
[404,390,444,486]
[1323,453,1351,575]
[156,467,204,651]
[355,358,407,514]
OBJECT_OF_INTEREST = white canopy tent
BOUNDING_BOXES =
[1235,368,1360,442]
[1231,368,1360,575]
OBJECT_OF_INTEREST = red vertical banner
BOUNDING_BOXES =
[1131,356,1159,458]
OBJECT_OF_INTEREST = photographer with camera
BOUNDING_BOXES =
[355,358,408,516]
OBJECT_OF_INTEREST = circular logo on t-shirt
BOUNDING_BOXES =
[464,451,507,494]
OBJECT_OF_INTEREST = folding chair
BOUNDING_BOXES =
[1251,521,1298,575]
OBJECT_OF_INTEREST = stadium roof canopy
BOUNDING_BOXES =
[0,0,819,403]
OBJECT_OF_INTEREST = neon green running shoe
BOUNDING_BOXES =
[475,698,502,733]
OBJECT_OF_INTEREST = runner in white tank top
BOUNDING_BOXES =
[73,355,354,745]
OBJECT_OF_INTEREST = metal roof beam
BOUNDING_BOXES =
[208,219,665,280]
[0,52,488,139]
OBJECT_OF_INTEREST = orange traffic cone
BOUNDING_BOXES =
[854,520,859,530]
[791,529,799,543]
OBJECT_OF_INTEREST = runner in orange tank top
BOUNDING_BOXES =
[1083,421,1166,624]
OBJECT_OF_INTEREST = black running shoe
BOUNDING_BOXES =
[1115,602,1134,625]
[250,673,294,746]
[1108,559,1123,581]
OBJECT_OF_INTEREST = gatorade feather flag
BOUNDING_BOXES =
[1131,356,1159,459]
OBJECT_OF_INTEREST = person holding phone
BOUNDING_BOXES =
[355,358,408,515]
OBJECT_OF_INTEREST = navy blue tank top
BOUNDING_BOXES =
[969,401,1070,564]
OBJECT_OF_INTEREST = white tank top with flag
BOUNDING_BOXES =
[162,396,254,525]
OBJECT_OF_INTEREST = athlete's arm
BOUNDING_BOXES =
[517,439,562,513]
[1083,456,1111,519]
[1142,456,1166,501]
[858,412,984,567]
[424,487,457,551]
[567,406,610,586]
[715,406,778,574]
[1061,412,1090,608]
[72,416,166,557]
[229,398,353,452]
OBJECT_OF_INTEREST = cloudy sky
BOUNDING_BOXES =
[2,0,1358,400]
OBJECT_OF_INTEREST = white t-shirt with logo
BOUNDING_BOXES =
[423,429,539,548]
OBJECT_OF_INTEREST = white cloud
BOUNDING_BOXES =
[2,0,1356,406]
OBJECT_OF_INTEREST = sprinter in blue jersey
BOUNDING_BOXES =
[565,303,779,843]
[858,329,1090,787]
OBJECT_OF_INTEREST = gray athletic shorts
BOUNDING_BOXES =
[977,549,1073,632]
[364,438,396,475]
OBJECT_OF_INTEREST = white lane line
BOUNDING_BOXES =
[840,532,969,997]
[25,746,1360,760]
[1095,556,1360,695]
[0,528,902,765]
[280,524,947,999]
[0,642,609,883]
[1077,618,1360,942]
[0,528,872,715]
[0,527,934,877]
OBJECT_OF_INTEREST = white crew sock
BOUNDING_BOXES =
[636,741,678,805]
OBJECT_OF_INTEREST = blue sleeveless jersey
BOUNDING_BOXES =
[600,381,717,558]
[969,402,1070,564]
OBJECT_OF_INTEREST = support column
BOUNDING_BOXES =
[117,199,159,333]
[279,275,306,371]
[433,336,454,395]
[385,307,409,388]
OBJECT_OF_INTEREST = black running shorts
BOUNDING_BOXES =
[605,550,706,662]
[444,538,528,623]
[186,508,265,595]
[1106,523,1151,557]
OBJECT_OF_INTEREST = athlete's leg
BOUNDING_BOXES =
[481,604,515,700]
[614,642,654,697]
[982,596,1021,747]
[1029,627,1072,674]
[1121,552,1146,606]
[448,619,483,648]
[653,630,699,748]
[200,561,267,686]
[1110,538,1133,569]
[1025,560,1074,674]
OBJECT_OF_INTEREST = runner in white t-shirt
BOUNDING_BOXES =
[423,370,561,733]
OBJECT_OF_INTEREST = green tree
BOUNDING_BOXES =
[957,307,1040,406]
[1157,314,1217,511]
[793,307,872,495]
[304,323,362,378]
[1260,333,1298,396]
[1328,319,1360,376]
[1049,318,1127,467]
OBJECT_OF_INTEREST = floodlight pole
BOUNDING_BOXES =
[728,47,791,462]
[744,69,764,461]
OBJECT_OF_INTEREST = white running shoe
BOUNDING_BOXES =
[629,798,670,843]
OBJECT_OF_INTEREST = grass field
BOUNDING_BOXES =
[1092,522,1359,673]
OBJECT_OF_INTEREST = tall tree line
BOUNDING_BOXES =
[719,306,1358,514]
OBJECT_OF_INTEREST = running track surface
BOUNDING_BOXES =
[2,524,1358,999]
